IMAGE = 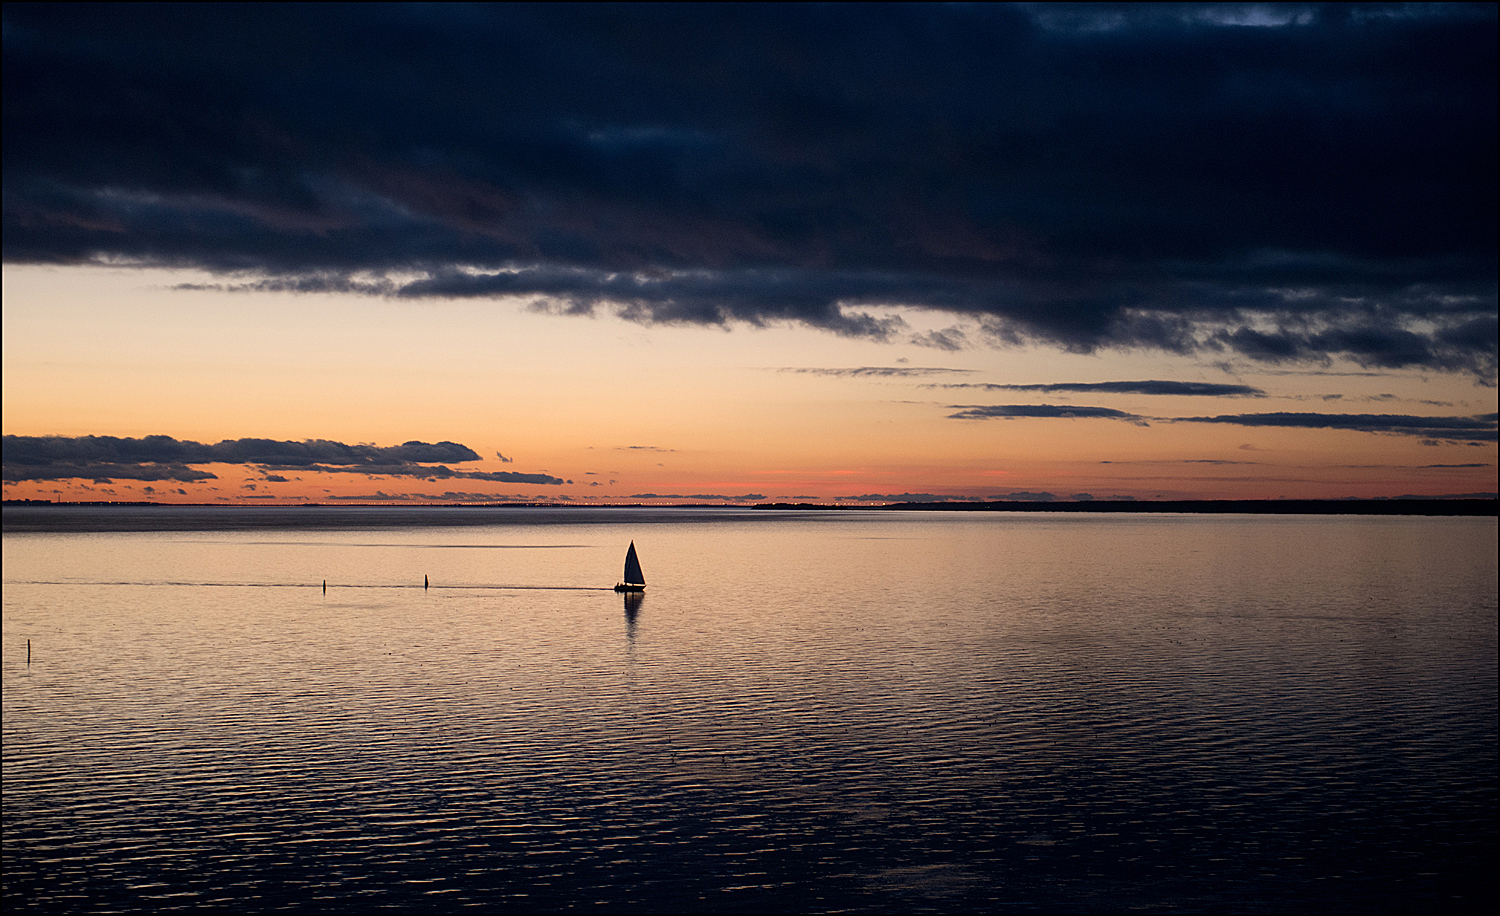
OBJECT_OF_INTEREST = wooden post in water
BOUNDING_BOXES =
[27,639,31,666]
[323,579,327,594]
[424,575,429,590]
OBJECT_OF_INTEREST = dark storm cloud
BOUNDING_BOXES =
[1172,412,1498,441]
[936,380,1264,396]
[1214,316,1500,374]
[4,5,1495,376]
[947,404,1147,422]
[0,434,568,482]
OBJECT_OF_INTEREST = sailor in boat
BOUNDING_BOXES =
[614,541,646,592]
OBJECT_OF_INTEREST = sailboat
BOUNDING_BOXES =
[614,541,646,592]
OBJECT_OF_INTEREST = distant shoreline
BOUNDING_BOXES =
[4,498,1495,517]
[757,498,1497,516]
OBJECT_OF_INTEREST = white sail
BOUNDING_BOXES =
[622,541,645,585]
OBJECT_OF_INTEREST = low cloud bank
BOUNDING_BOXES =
[1,435,562,483]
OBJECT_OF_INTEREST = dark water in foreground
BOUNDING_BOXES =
[3,508,1496,912]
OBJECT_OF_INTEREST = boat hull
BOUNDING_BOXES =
[614,583,645,592]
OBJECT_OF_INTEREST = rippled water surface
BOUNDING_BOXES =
[4,507,1496,912]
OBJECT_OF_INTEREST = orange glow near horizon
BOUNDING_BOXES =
[3,265,1496,505]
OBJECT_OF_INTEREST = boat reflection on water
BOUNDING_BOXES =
[623,590,643,642]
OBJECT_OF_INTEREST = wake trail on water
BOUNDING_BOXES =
[6,579,611,591]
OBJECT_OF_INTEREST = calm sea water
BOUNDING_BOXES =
[3,507,1496,913]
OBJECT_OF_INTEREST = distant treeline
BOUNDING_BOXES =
[755,499,1498,516]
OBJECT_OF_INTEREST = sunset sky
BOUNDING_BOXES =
[3,4,1495,504]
